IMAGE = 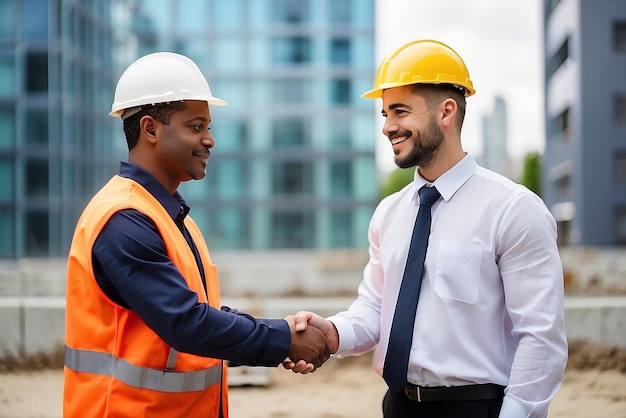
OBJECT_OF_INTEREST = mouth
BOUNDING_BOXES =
[193,150,210,162]
[389,134,410,146]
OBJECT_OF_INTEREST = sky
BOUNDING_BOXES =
[374,0,545,173]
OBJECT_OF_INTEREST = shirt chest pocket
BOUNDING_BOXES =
[434,240,482,304]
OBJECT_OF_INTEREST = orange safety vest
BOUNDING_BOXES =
[64,175,228,418]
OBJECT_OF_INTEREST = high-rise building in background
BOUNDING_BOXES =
[542,0,626,246]
[0,0,378,259]
[481,95,510,178]
[0,0,126,258]
[129,0,378,250]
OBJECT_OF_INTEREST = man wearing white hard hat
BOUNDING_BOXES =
[63,52,330,418]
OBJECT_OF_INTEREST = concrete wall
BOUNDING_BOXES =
[1,247,625,359]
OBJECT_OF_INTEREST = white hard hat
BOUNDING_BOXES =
[110,52,227,119]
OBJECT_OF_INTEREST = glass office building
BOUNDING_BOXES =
[0,0,123,258]
[130,0,378,250]
[0,0,378,258]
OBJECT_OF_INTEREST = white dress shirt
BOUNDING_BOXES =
[328,154,567,418]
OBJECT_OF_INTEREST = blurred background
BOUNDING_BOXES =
[0,0,625,375]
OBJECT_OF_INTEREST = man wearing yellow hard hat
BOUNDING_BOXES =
[63,52,330,418]
[288,40,567,418]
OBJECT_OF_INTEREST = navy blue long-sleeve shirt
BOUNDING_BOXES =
[91,161,290,366]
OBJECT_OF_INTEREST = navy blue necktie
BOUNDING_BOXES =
[383,185,441,394]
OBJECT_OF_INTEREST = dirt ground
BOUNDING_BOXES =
[0,340,625,418]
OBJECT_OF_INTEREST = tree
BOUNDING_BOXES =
[520,151,542,197]
[380,168,414,199]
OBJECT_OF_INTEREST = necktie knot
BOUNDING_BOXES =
[419,186,441,208]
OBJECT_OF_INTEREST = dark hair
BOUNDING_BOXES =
[122,101,186,150]
[411,84,467,129]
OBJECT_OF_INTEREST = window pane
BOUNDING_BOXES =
[0,159,13,201]
[614,20,626,53]
[214,38,244,71]
[329,117,351,150]
[328,0,351,24]
[26,210,48,256]
[616,207,626,245]
[214,0,244,30]
[272,162,313,195]
[27,52,48,93]
[615,94,626,127]
[26,159,49,197]
[273,119,308,148]
[272,0,310,24]
[271,210,313,248]
[616,153,626,185]
[0,108,14,149]
[330,210,352,248]
[0,55,14,97]
[330,79,351,105]
[216,159,244,200]
[330,162,351,197]
[330,39,351,65]
[25,108,49,144]
[0,0,14,41]
[0,209,15,257]
[272,37,311,64]
[273,79,309,104]
[176,0,209,33]
[21,0,48,40]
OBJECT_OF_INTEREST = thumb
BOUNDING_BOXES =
[293,311,314,332]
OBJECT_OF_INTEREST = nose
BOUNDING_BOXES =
[202,130,215,149]
[382,117,397,137]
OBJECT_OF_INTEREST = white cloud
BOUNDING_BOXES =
[374,0,545,173]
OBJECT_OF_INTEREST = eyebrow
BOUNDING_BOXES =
[186,116,210,124]
[381,103,412,115]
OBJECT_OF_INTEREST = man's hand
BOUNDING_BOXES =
[285,315,331,372]
[282,311,339,374]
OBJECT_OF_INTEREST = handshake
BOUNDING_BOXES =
[282,311,339,374]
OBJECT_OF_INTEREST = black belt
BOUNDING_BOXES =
[403,383,505,402]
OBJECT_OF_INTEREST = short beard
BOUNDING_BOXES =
[394,117,444,169]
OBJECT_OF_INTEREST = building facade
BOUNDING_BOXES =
[130,0,378,250]
[481,95,510,179]
[542,0,626,246]
[0,0,124,258]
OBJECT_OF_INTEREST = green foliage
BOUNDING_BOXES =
[520,151,542,197]
[380,168,415,199]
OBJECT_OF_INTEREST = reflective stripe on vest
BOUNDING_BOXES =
[64,345,222,393]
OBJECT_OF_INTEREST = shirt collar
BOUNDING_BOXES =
[412,153,477,203]
[119,161,190,222]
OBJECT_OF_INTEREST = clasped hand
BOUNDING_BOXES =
[283,311,339,374]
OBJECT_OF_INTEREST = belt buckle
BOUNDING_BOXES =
[404,385,422,402]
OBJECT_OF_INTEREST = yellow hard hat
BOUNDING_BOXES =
[361,39,475,99]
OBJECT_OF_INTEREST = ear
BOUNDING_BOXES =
[139,116,158,144]
[438,98,457,129]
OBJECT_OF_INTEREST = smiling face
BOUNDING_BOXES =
[381,85,444,169]
[134,100,215,193]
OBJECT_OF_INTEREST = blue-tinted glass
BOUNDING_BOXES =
[330,210,352,248]
[0,159,13,201]
[216,208,247,248]
[214,38,244,71]
[26,53,48,93]
[272,161,313,194]
[330,79,351,105]
[273,119,308,148]
[0,0,14,40]
[214,0,244,30]
[25,108,49,144]
[273,0,310,24]
[26,159,49,197]
[216,159,243,200]
[273,79,309,103]
[213,120,247,151]
[272,37,311,64]
[179,178,209,200]
[176,0,209,34]
[26,210,49,256]
[0,209,15,257]
[330,162,352,197]
[0,109,14,150]
[328,0,350,24]
[0,55,14,97]
[330,39,350,65]
[329,118,351,150]
[271,210,314,248]
[21,0,48,40]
